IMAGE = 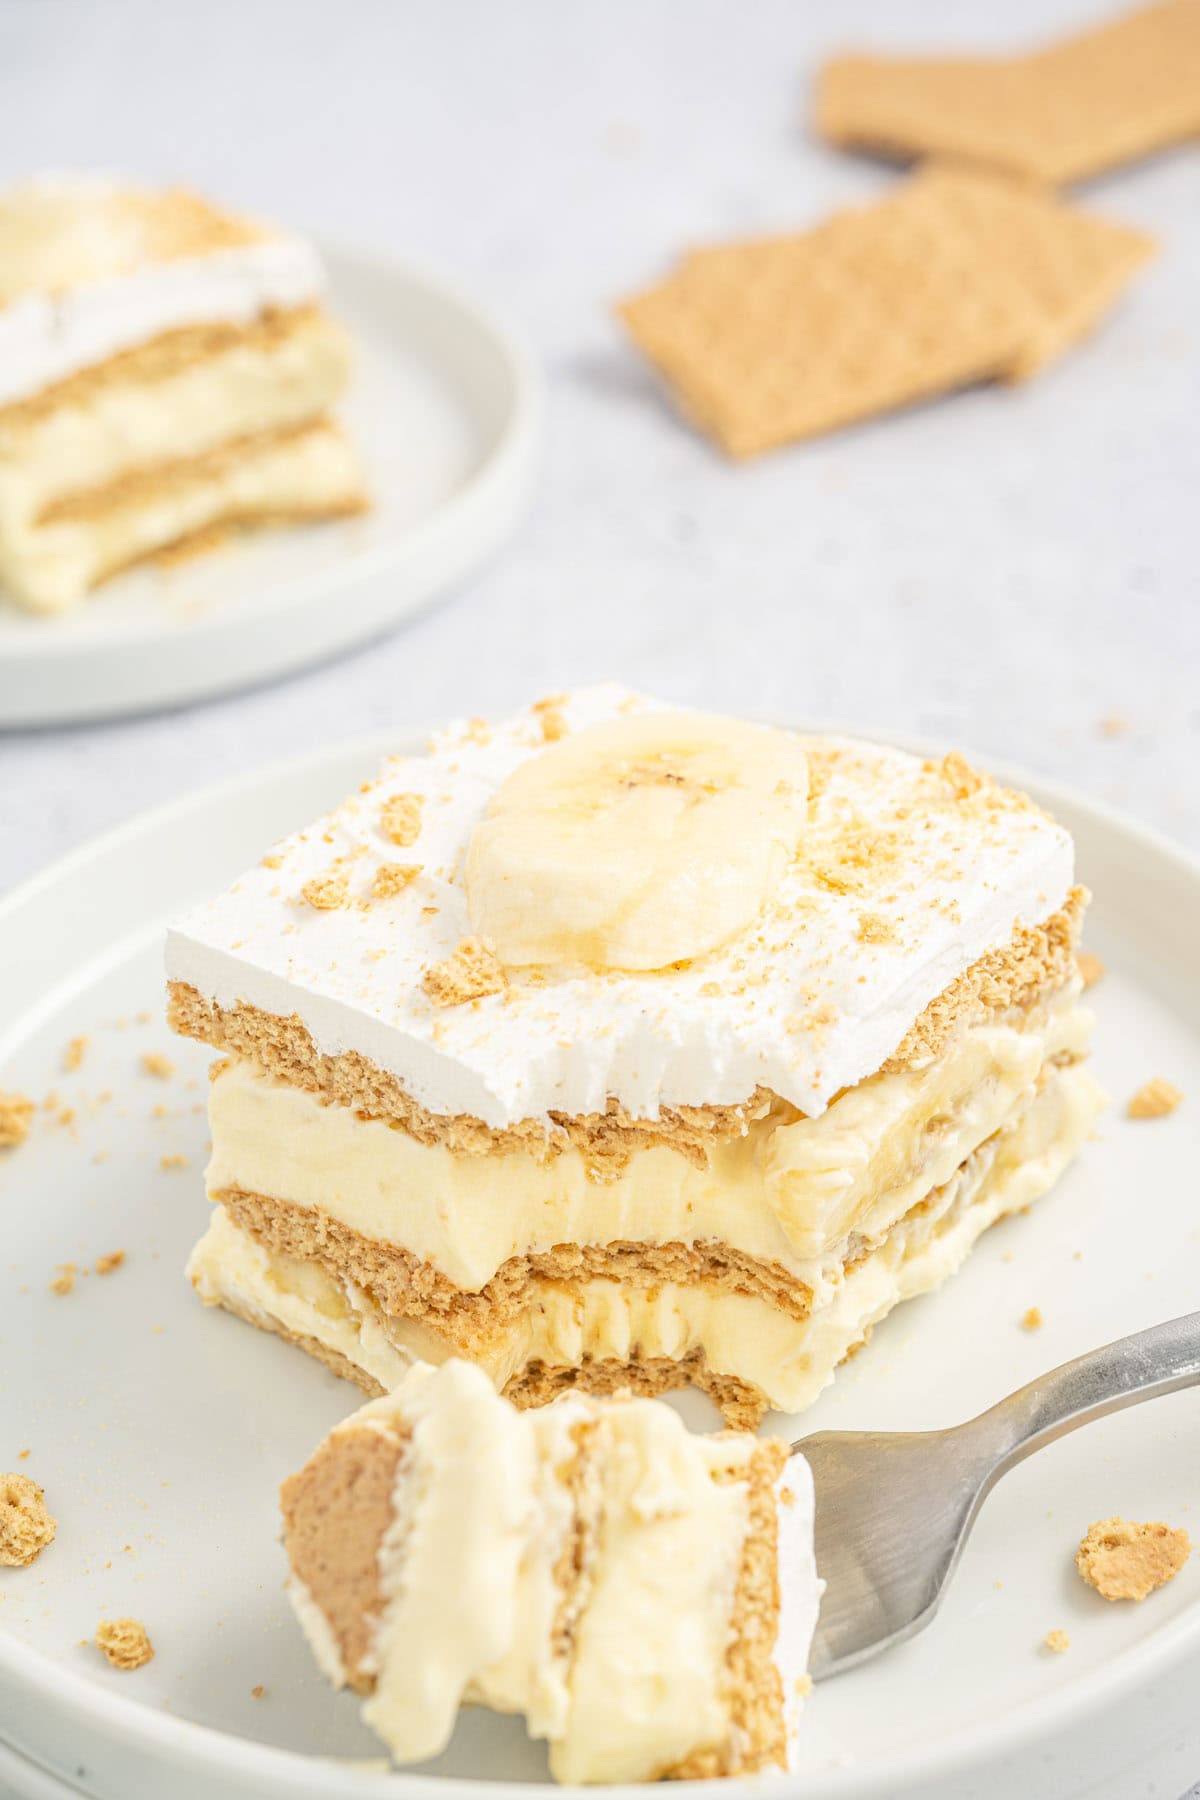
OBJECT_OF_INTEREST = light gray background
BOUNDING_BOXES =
[0,0,1197,891]
[0,5,1197,1793]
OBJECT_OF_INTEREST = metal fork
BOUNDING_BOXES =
[796,1310,1200,1678]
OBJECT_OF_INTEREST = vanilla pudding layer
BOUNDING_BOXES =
[0,419,366,613]
[204,986,1092,1293]
[279,1362,819,1781]
[0,307,353,530]
[191,1057,1104,1422]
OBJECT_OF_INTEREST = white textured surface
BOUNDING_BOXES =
[1,0,1198,889]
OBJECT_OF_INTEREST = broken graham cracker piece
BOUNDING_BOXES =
[1075,1516,1191,1601]
[617,165,1153,457]
[371,862,420,900]
[1127,1076,1182,1119]
[814,0,1200,187]
[0,1089,35,1149]
[422,938,507,1007]
[380,792,423,847]
[95,1616,155,1670]
[1,1472,57,1566]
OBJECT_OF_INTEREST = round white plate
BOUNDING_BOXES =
[0,251,540,727]
[1,732,1198,1800]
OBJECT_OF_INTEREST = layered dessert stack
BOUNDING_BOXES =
[0,176,366,612]
[167,687,1104,1425]
[280,1358,821,1781]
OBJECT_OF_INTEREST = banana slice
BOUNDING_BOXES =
[465,711,810,971]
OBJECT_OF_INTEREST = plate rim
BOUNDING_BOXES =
[2,721,1199,1798]
[0,241,543,726]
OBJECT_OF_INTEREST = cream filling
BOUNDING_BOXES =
[291,1369,784,1782]
[205,992,1092,1294]
[191,1061,1104,1416]
[0,420,364,613]
[547,1404,752,1785]
[0,310,352,528]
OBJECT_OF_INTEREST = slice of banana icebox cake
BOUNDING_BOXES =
[166,686,1103,1423]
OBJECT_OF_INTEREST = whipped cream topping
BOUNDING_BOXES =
[0,176,325,408]
[166,686,1075,1127]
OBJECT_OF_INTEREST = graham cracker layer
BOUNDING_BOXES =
[218,1184,817,1330]
[882,887,1084,1073]
[36,418,364,527]
[205,1283,385,1400]
[0,305,332,431]
[167,891,1081,1167]
[814,0,1200,187]
[280,1415,410,1694]
[667,1440,790,1779]
[505,1351,769,1432]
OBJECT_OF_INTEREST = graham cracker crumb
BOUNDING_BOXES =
[64,1035,88,1072]
[1077,950,1106,989]
[779,1486,796,1508]
[141,1052,175,1079]
[159,1153,189,1171]
[261,852,285,870]
[95,1250,125,1276]
[251,1684,265,1698]
[533,694,569,742]
[422,938,507,1007]
[300,871,349,911]
[1076,1516,1191,1602]
[1098,714,1128,738]
[1,1472,57,1566]
[1127,1077,1181,1119]
[380,793,423,848]
[95,1617,154,1670]
[940,750,986,800]
[0,1090,35,1149]
[1043,1629,1070,1654]
[796,1672,813,1699]
[371,862,420,900]
[50,1262,77,1296]
[856,911,898,946]
[17,1450,30,1461]
[1022,1306,1044,1331]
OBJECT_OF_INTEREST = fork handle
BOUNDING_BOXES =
[976,1309,1200,1480]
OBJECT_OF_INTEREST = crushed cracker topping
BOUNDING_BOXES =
[1076,1517,1190,1602]
[380,792,424,847]
[1,1472,57,1566]
[422,938,508,1007]
[1127,1077,1181,1119]
[159,1153,189,1171]
[95,1251,125,1276]
[371,862,420,900]
[300,871,349,911]
[1077,950,1105,989]
[532,694,569,742]
[95,1617,154,1671]
[940,750,986,800]
[856,911,898,946]
[141,1052,175,1080]
[0,1090,34,1149]
[261,852,285,870]
[64,1035,89,1072]
[49,1263,77,1297]
[1043,1629,1070,1654]
[1021,1306,1044,1331]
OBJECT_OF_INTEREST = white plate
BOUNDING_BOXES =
[1,732,1198,1800]
[0,251,540,727]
